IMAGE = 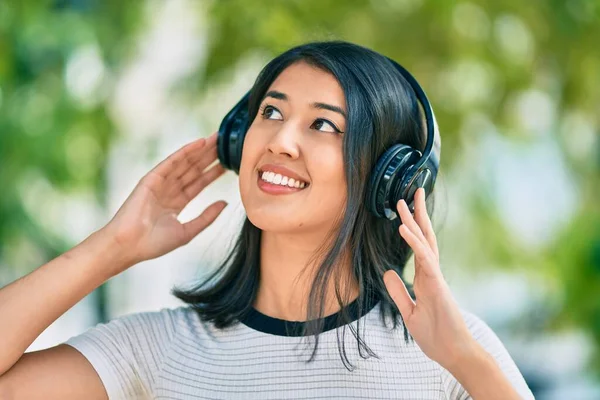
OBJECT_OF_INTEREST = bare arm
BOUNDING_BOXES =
[446,340,526,400]
[384,189,533,399]
[0,132,227,399]
[0,345,109,400]
[0,230,126,378]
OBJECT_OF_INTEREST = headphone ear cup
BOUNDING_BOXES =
[403,157,436,211]
[217,92,251,174]
[366,144,421,220]
[229,111,249,174]
[217,116,233,170]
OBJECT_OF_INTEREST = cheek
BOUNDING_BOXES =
[311,151,347,202]
[238,126,266,203]
[239,127,260,171]
[319,148,345,181]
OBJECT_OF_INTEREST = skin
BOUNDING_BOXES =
[0,63,523,399]
[238,61,358,321]
[0,134,228,399]
[386,189,523,399]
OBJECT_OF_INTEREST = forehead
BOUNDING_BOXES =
[267,61,346,108]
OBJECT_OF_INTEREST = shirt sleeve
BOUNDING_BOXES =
[64,307,179,400]
[440,310,535,400]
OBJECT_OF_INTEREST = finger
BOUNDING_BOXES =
[178,144,220,188]
[397,198,430,250]
[413,188,439,262]
[181,200,228,243]
[172,132,219,179]
[399,223,439,278]
[176,162,227,208]
[152,137,210,181]
[383,269,415,321]
[177,132,219,175]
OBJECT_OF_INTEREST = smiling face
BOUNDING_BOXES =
[239,61,348,235]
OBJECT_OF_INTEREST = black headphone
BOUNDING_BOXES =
[217,57,441,221]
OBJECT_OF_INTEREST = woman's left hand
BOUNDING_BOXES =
[383,187,476,371]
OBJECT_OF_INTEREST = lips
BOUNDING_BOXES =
[256,169,309,195]
[257,170,309,187]
[257,163,309,186]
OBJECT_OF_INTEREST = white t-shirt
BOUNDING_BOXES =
[65,296,535,399]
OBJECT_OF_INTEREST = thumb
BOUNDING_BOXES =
[182,201,228,243]
[384,270,415,321]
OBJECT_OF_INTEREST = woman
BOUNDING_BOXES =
[0,41,534,399]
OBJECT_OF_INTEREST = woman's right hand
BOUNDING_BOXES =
[101,131,228,270]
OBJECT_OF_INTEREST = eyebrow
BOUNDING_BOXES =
[263,90,347,119]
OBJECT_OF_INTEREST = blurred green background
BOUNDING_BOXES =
[1,1,599,398]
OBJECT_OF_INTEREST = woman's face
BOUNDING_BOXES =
[239,61,348,235]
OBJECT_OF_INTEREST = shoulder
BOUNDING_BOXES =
[458,308,522,371]
[117,305,199,331]
[65,306,204,355]
[102,306,196,336]
[63,306,202,399]
[458,308,513,360]
[459,308,495,338]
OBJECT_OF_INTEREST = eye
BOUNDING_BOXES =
[260,105,283,120]
[311,119,342,134]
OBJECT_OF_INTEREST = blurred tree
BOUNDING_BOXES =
[1,0,599,378]
[0,0,145,321]
[195,0,600,376]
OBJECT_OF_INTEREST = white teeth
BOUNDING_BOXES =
[260,170,307,188]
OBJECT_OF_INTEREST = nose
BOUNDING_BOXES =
[265,121,301,159]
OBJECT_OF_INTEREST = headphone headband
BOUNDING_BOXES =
[383,57,441,186]
[217,55,441,220]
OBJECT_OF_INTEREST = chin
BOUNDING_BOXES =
[244,206,304,233]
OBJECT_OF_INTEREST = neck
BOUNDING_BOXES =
[254,230,359,321]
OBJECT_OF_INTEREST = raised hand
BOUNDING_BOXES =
[383,187,475,370]
[102,131,228,269]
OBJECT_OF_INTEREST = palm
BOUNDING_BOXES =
[106,132,228,264]
[384,188,473,369]
[406,269,455,344]
[119,183,186,257]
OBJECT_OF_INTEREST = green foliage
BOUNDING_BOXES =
[198,0,600,375]
[0,0,144,265]
[1,0,599,376]
[197,1,600,371]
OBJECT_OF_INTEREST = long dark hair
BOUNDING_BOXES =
[173,40,437,371]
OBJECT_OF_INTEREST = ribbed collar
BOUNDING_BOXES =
[239,293,381,337]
